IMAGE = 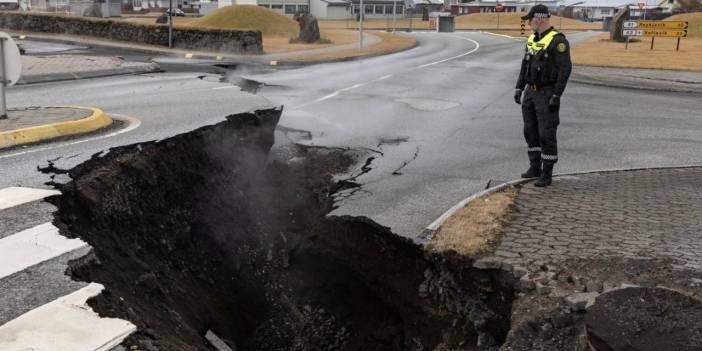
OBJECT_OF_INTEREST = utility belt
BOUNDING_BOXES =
[526,83,555,91]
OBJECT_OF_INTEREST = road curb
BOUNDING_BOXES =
[0,106,113,149]
[415,164,702,244]
[17,63,162,85]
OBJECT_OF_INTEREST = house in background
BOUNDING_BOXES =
[561,0,628,21]
[310,0,350,19]
[349,0,406,19]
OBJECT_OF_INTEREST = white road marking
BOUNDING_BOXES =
[0,114,141,159]
[292,34,481,109]
[0,283,136,351]
[480,31,525,41]
[415,35,481,68]
[0,222,87,279]
[0,186,60,210]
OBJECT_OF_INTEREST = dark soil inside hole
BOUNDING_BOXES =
[48,108,514,351]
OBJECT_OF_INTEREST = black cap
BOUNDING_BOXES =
[521,4,551,20]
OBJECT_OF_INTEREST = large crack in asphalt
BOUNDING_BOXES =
[44,108,516,351]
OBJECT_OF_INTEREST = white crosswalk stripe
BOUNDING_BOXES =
[0,187,60,210]
[0,283,136,351]
[0,187,136,351]
[0,222,88,279]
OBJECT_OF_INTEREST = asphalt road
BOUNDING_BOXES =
[3,30,702,240]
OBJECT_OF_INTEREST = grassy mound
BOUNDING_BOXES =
[455,12,601,30]
[666,12,702,38]
[191,5,299,36]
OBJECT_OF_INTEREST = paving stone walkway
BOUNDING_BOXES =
[0,107,93,132]
[488,168,702,272]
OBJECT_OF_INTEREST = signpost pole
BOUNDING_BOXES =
[0,38,6,120]
[497,10,500,30]
[676,36,680,51]
[393,0,397,33]
[625,36,629,50]
[168,0,173,48]
[650,36,654,50]
[359,0,364,51]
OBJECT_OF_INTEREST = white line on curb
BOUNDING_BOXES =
[0,222,87,279]
[0,283,136,351]
[0,186,60,210]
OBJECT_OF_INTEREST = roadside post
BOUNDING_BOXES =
[623,20,688,51]
[0,32,22,120]
[359,0,364,51]
[168,0,173,48]
[393,0,397,34]
[495,3,503,30]
[405,0,414,32]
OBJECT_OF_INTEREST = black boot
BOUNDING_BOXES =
[521,164,541,178]
[534,162,554,187]
[521,152,542,178]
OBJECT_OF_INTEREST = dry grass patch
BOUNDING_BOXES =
[427,187,518,258]
[191,5,298,35]
[263,29,358,53]
[287,31,416,62]
[572,33,702,71]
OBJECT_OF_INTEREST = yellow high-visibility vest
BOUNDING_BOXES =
[526,30,560,55]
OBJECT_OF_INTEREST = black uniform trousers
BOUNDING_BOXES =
[522,86,559,167]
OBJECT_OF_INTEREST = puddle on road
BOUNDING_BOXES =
[395,98,460,112]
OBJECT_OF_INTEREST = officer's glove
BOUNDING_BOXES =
[548,95,560,112]
[514,89,523,105]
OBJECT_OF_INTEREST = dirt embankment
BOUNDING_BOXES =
[48,109,514,351]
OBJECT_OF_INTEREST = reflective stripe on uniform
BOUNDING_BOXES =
[541,154,558,160]
[527,30,560,55]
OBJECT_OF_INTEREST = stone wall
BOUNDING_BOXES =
[0,12,262,54]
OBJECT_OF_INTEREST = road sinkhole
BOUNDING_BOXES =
[46,108,515,351]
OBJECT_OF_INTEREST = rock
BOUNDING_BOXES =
[512,266,528,279]
[609,6,630,42]
[565,292,599,312]
[536,282,552,295]
[156,14,168,24]
[602,281,618,292]
[540,322,554,338]
[293,13,321,43]
[518,274,536,292]
[473,258,503,270]
[586,280,603,293]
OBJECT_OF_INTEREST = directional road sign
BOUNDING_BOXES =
[623,21,689,29]
[623,29,688,37]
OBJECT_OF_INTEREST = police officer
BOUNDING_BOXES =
[514,4,572,187]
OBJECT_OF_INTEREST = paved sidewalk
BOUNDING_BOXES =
[486,167,702,272]
[19,55,160,85]
[571,66,702,94]
[0,107,92,132]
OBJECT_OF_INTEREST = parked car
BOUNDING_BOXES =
[165,8,186,16]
